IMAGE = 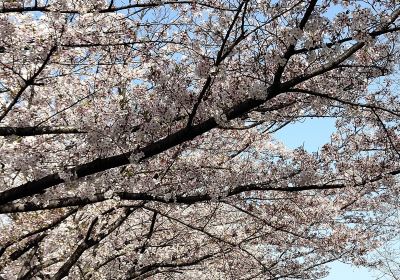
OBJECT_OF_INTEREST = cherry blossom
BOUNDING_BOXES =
[0,0,399,279]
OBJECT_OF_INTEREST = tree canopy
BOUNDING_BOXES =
[0,0,400,279]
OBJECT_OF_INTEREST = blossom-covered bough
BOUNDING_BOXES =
[0,0,399,279]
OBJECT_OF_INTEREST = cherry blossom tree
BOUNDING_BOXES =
[0,0,399,279]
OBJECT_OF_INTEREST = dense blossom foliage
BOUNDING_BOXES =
[0,0,399,279]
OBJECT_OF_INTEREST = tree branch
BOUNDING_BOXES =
[0,126,85,137]
[50,206,139,280]
[0,181,346,213]
[288,88,400,117]
[271,0,318,87]
[0,46,57,123]
[0,208,77,260]
[0,1,235,14]
[293,27,400,55]
[186,1,248,127]
[0,94,275,206]
[140,212,158,254]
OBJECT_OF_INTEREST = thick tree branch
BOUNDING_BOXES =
[0,95,275,206]
[0,1,235,14]
[3,166,400,214]
[0,126,85,137]
[9,233,46,261]
[0,182,345,213]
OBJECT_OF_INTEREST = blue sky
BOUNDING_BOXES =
[275,118,378,279]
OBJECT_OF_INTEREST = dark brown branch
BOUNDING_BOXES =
[0,1,234,14]
[9,233,47,261]
[50,206,139,280]
[127,251,218,280]
[18,257,60,280]
[140,212,158,254]
[371,109,400,157]
[143,205,236,246]
[288,88,400,117]
[0,46,57,123]
[49,239,94,280]
[299,0,318,29]
[186,1,247,127]
[0,126,86,137]
[0,95,275,206]
[61,39,179,48]
[4,165,400,214]
[293,27,400,55]
[0,182,346,213]
[0,208,78,259]
[84,217,99,243]
[272,0,318,87]
[284,8,400,88]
